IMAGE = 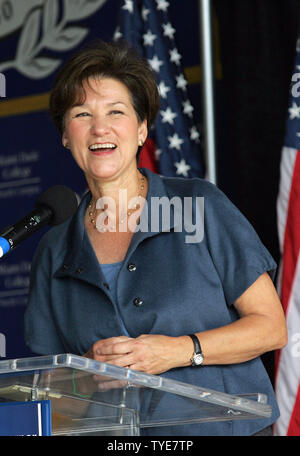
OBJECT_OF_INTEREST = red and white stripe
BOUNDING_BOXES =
[274,146,300,436]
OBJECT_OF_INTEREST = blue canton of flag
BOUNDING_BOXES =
[114,0,204,178]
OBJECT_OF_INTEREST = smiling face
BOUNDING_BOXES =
[62,77,148,184]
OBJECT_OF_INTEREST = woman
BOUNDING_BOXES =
[24,40,287,436]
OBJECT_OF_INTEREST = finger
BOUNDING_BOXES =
[95,339,137,356]
[93,336,132,354]
[93,353,120,362]
[97,353,137,369]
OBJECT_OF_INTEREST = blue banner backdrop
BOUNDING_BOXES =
[0,0,208,359]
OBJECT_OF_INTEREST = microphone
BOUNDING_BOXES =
[0,185,78,258]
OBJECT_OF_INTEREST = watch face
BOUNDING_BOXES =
[193,353,204,365]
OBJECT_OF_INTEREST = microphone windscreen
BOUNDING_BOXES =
[36,185,78,226]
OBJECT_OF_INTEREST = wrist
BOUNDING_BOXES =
[173,335,198,368]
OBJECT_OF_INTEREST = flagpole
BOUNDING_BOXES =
[199,0,217,184]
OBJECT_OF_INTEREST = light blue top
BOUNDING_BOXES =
[100,261,123,304]
[100,260,129,336]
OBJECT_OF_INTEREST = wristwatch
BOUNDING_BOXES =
[188,334,204,366]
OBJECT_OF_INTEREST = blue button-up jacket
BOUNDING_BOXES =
[24,168,279,435]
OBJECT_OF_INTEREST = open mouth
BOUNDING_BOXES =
[89,143,117,153]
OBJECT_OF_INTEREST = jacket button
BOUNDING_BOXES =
[63,264,69,270]
[128,263,137,272]
[133,297,143,307]
[76,268,83,274]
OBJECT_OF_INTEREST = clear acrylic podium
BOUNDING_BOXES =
[0,354,272,436]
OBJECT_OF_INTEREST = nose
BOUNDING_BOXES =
[90,114,110,136]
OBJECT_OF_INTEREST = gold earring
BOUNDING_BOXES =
[65,143,70,149]
[138,139,143,147]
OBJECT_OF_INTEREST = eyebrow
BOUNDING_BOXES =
[71,101,128,109]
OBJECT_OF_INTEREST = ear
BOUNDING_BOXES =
[138,119,148,144]
[62,132,69,149]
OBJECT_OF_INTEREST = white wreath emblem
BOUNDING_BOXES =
[0,0,107,79]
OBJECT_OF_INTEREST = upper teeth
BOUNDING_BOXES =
[89,143,116,150]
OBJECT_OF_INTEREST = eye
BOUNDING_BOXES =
[74,112,91,118]
[110,110,123,115]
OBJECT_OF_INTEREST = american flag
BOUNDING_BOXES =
[274,33,300,436]
[114,0,204,178]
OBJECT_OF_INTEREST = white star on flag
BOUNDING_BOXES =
[142,6,150,21]
[162,22,176,39]
[160,107,177,125]
[155,148,162,160]
[182,100,194,117]
[122,0,133,13]
[288,101,300,119]
[169,48,182,66]
[158,81,171,99]
[156,0,169,12]
[113,27,122,41]
[174,159,191,177]
[168,133,184,150]
[190,126,200,143]
[143,30,157,46]
[148,55,164,72]
[176,74,187,91]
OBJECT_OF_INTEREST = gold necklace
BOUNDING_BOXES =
[88,175,146,231]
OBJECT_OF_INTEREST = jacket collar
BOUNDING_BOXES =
[54,168,178,283]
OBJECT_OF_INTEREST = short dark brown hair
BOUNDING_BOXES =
[49,40,160,135]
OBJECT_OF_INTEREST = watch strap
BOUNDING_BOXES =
[188,334,204,366]
[188,334,202,355]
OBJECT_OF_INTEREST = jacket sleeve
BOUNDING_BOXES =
[24,236,66,355]
[201,181,277,306]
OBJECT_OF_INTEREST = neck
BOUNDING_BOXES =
[88,168,143,204]
[86,168,147,231]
